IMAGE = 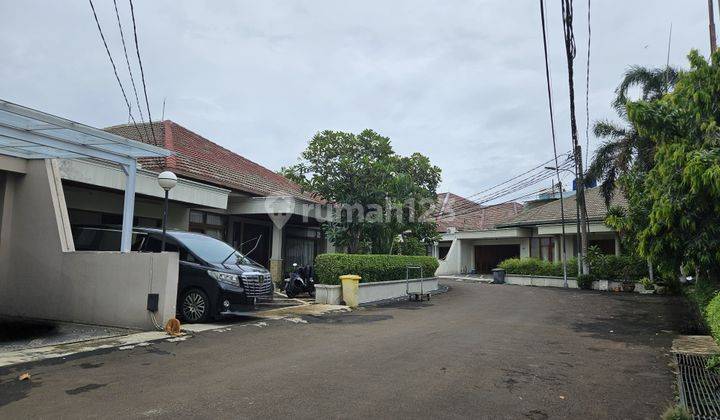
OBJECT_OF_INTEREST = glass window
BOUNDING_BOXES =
[172,232,254,265]
[206,213,223,226]
[189,211,204,224]
[530,238,540,258]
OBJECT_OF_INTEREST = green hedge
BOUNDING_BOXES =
[498,257,578,277]
[585,253,647,282]
[315,253,439,285]
[498,254,647,282]
[686,282,720,342]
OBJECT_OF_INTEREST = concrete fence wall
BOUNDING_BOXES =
[0,160,180,330]
[505,274,653,293]
[315,277,439,305]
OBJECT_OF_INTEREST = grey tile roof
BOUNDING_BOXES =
[499,187,627,226]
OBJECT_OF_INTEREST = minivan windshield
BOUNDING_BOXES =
[172,232,255,266]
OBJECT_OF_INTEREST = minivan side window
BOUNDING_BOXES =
[72,227,145,251]
[143,237,197,263]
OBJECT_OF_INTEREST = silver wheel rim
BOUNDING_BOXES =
[183,292,206,321]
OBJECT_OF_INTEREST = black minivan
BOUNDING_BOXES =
[72,226,274,323]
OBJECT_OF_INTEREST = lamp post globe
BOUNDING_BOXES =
[158,171,177,191]
[157,171,177,252]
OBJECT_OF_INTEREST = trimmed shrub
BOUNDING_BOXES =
[498,253,647,282]
[684,281,720,340]
[497,257,578,278]
[585,247,647,281]
[577,274,595,290]
[706,292,720,342]
[661,405,692,420]
[315,253,439,285]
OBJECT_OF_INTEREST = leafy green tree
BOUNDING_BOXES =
[586,66,678,204]
[627,51,720,281]
[282,129,441,254]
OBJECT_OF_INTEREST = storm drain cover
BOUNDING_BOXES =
[675,353,720,419]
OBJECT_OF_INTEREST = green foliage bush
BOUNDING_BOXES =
[315,253,439,285]
[391,236,427,256]
[577,274,595,290]
[497,257,578,278]
[498,252,647,282]
[585,247,647,281]
[706,293,720,343]
[661,405,692,420]
[685,281,720,342]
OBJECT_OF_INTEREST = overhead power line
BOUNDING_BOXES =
[112,0,150,142]
[464,150,572,200]
[438,158,575,219]
[129,0,158,146]
[88,0,145,141]
[442,185,560,221]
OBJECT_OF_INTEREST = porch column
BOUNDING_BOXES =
[120,160,137,253]
[614,235,621,256]
[270,224,283,282]
[553,235,561,262]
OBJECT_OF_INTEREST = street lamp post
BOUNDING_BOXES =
[157,171,177,252]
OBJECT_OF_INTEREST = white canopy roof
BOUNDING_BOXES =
[0,99,173,252]
[0,99,170,164]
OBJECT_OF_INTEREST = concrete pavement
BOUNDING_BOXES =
[0,281,688,419]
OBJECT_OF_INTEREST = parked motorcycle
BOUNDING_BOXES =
[283,263,315,298]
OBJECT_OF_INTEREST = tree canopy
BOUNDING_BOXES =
[626,51,720,279]
[282,129,441,254]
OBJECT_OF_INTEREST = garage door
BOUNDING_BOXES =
[474,245,520,274]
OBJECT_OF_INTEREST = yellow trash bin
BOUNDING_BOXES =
[339,274,362,308]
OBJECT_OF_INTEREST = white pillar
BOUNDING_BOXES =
[270,224,283,281]
[614,235,621,256]
[120,161,137,253]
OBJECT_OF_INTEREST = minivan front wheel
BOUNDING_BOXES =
[181,289,210,323]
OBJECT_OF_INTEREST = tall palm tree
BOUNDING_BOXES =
[586,65,679,204]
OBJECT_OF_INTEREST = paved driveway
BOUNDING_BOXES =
[0,281,687,419]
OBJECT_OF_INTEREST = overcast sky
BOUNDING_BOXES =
[0,1,710,200]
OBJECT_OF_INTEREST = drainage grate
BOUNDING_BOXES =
[675,353,720,419]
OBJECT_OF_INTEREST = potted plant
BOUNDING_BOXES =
[638,277,655,294]
[621,266,635,292]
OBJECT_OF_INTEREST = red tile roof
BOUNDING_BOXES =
[104,121,319,202]
[434,192,523,233]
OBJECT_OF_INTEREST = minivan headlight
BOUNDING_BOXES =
[208,270,240,286]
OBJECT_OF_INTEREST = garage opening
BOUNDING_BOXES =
[474,244,520,274]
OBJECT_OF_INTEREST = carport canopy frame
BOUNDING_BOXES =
[0,99,172,252]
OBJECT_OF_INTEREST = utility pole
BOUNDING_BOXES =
[561,0,590,275]
[710,0,717,52]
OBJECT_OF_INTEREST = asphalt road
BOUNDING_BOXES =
[0,281,688,419]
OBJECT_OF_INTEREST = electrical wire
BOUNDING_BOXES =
[441,185,560,221]
[112,0,150,142]
[464,151,571,200]
[584,0,591,168]
[129,0,158,146]
[443,156,574,216]
[440,163,575,220]
[88,0,145,141]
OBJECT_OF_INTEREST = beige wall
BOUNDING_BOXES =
[0,160,179,330]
